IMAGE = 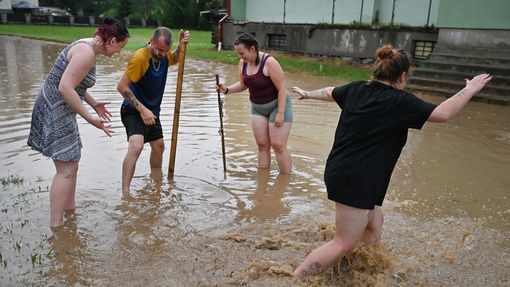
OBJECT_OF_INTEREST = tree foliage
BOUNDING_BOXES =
[39,0,226,29]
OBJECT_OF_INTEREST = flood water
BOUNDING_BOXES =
[0,36,509,286]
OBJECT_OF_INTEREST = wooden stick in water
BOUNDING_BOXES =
[168,31,187,180]
[216,74,227,173]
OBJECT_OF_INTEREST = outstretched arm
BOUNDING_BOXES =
[292,86,335,102]
[59,44,112,137]
[428,73,492,123]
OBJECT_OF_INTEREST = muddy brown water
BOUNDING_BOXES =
[0,36,509,286]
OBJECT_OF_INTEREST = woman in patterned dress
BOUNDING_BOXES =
[27,17,129,227]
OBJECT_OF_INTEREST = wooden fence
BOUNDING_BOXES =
[1,13,160,27]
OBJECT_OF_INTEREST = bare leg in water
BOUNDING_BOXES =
[293,202,379,276]
[50,160,79,227]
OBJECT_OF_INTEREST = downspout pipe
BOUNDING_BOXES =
[217,0,231,52]
[218,13,229,51]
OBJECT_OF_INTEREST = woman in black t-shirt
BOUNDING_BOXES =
[290,45,492,277]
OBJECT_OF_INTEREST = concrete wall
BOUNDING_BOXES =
[438,29,510,49]
[222,22,437,59]
[437,0,510,29]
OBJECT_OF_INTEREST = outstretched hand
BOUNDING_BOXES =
[292,86,308,100]
[465,74,492,94]
[93,101,112,121]
[89,117,113,137]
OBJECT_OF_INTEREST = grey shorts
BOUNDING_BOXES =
[250,94,293,123]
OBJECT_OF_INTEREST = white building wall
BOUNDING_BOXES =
[377,0,439,26]
[245,0,284,23]
[240,0,439,27]
[286,0,333,24]
[333,0,365,24]
[361,0,376,23]
[11,0,39,7]
[0,0,13,11]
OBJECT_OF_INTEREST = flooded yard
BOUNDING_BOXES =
[0,36,509,286]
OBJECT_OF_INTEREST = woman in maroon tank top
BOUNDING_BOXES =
[217,33,292,174]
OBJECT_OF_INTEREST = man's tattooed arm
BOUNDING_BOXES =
[122,90,141,109]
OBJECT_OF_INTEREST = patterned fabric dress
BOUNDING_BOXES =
[27,40,96,161]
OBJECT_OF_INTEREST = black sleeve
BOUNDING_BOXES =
[397,92,437,130]
[332,82,356,108]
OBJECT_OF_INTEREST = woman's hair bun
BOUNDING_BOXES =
[372,44,410,83]
[103,16,116,25]
[375,45,395,62]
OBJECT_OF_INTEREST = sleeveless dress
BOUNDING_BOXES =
[27,40,96,161]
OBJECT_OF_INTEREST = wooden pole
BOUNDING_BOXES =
[215,74,227,173]
[168,34,187,180]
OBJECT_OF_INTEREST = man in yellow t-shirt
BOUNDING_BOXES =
[117,27,189,194]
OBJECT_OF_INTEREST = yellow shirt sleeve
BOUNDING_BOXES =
[125,48,150,83]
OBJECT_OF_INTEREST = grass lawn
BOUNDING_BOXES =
[0,24,371,81]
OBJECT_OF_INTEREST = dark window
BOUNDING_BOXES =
[267,34,287,49]
[413,40,435,60]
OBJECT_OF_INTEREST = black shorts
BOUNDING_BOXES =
[325,175,386,210]
[120,105,163,143]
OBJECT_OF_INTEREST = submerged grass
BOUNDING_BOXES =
[1,175,24,187]
[0,176,54,284]
[0,24,371,82]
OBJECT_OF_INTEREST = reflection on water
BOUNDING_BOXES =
[0,36,509,286]
[114,169,166,252]
[47,215,91,286]
[236,170,291,222]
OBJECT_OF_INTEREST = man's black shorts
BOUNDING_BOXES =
[120,105,163,143]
